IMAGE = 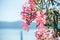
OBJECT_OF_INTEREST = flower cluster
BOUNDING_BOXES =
[35,27,57,40]
[29,0,36,5]
[21,3,37,31]
[35,10,57,40]
[36,10,47,26]
[21,0,57,40]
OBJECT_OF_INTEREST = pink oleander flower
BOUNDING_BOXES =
[35,28,56,40]
[36,10,47,25]
[21,23,29,31]
[29,0,36,6]
[35,23,47,40]
[21,3,37,31]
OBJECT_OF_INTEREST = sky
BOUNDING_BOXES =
[0,0,60,22]
[0,0,25,22]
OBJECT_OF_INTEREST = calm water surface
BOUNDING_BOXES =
[0,29,36,40]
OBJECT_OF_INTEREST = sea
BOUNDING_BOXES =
[0,29,36,40]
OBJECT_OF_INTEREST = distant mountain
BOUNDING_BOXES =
[0,21,23,29]
[0,21,60,29]
[0,21,36,29]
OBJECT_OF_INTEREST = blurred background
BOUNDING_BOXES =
[0,0,60,40]
[0,0,36,40]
